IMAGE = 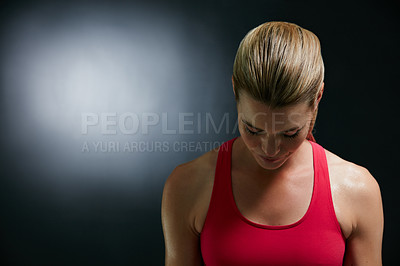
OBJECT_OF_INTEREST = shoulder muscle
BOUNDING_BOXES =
[161,149,218,265]
[325,150,383,265]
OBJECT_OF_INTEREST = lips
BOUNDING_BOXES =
[259,155,282,162]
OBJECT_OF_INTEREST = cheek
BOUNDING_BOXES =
[283,131,309,152]
[284,139,303,152]
[239,127,259,149]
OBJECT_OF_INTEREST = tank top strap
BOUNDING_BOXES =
[309,140,343,235]
[214,137,237,179]
[207,137,237,214]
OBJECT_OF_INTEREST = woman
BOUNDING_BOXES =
[161,21,383,265]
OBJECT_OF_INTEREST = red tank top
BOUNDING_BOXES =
[200,137,346,265]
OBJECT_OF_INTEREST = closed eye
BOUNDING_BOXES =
[244,126,260,136]
[242,120,304,139]
[283,129,301,139]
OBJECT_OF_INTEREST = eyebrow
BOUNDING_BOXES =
[241,119,301,133]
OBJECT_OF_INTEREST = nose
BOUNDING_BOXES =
[262,136,280,157]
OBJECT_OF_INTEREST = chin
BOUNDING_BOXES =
[253,152,290,170]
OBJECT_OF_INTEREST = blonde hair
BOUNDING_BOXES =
[232,21,324,109]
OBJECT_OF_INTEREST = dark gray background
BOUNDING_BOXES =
[0,0,398,265]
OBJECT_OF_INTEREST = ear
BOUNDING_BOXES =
[314,82,324,110]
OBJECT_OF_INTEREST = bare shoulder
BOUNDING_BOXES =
[162,148,219,234]
[324,147,383,239]
[161,149,219,265]
[164,147,219,197]
[324,148,381,195]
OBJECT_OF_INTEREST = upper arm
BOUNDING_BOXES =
[161,165,204,266]
[343,167,384,266]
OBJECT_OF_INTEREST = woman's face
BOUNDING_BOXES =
[237,92,315,171]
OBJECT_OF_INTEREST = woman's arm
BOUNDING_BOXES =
[343,167,384,265]
[161,165,204,266]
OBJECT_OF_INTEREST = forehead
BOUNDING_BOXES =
[237,93,312,130]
